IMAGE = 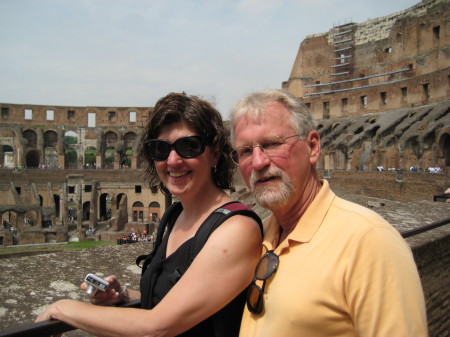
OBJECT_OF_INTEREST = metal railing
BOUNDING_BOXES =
[0,300,141,337]
[400,217,450,239]
[1,218,449,337]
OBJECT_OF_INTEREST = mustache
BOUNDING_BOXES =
[249,166,283,190]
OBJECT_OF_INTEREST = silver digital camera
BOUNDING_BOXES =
[84,273,109,297]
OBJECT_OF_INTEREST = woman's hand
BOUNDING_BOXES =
[80,275,125,306]
[35,299,67,337]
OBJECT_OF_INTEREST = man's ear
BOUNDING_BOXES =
[307,130,321,165]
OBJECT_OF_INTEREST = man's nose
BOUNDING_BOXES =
[251,147,270,170]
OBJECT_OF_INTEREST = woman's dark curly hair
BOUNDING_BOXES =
[138,92,234,192]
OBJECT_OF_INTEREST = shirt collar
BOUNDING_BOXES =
[262,179,335,253]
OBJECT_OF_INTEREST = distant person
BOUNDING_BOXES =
[230,89,428,337]
[36,92,263,336]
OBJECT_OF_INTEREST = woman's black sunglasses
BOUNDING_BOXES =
[145,135,211,161]
[246,250,279,314]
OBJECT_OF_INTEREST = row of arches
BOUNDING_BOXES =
[0,127,143,169]
[1,193,61,230]
[2,194,161,231]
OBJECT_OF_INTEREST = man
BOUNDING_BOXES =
[230,89,428,337]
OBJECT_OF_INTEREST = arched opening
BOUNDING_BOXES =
[2,211,16,230]
[132,201,144,222]
[83,201,91,221]
[148,201,161,222]
[22,129,38,148]
[44,130,58,148]
[24,210,38,226]
[122,147,133,168]
[64,131,78,169]
[45,232,57,243]
[104,147,116,169]
[54,194,61,218]
[123,132,137,168]
[2,145,14,168]
[105,131,119,147]
[440,132,450,167]
[25,150,40,168]
[84,146,96,168]
[104,131,118,169]
[99,193,112,220]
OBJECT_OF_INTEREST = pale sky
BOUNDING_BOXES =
[0,0,419,120]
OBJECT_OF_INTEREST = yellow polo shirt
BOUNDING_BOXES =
[239,180,428,337]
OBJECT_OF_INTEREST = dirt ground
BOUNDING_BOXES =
[0,242,153,336]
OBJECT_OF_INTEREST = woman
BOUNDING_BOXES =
[36,92,263,337]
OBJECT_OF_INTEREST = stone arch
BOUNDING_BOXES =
[83,201,91,221]
[64,135,78,168]
[54,194,61,218]
[104,146,116,169]
[45,232,57,243]
[2,210,17,229]
[99,193,112,220]
[24,210,38,227]
[105,131,119,148]
[132,201,144,222]
[22,129,38,148]
[103,131,119,169]
[403,136,420,169]
[148,201,161,222]
[25,149,40,168]
[437,128,450,167]
[384,147,400,170]
[124,132,137,146]
[43,130,58,148]
[84,146,96,168]
[2,145,14,168]
[123,132,137,168]
[0,128,16,168]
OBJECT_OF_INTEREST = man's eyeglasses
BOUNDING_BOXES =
[246,250,279,314]
[231,134,300,165]
[145,135,210,161]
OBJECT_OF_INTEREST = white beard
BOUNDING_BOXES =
[250,167,295,209]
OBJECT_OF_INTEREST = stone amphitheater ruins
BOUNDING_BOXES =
[0,0,449,336]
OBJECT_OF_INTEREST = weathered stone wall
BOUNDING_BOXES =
[407,229,450,337]
[0,169,167,246]
[326,170,449,202]
[317,100,450,172]
[0,104,152,127]
[283,0,450,119]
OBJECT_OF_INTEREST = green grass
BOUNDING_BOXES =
[65,241,116,250]
[0,241,116,256]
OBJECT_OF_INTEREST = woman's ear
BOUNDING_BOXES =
[210,145,221,168]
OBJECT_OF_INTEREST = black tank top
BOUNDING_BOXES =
[140,204,260,337]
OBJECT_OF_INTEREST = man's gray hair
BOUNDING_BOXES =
[230,89,316,140]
